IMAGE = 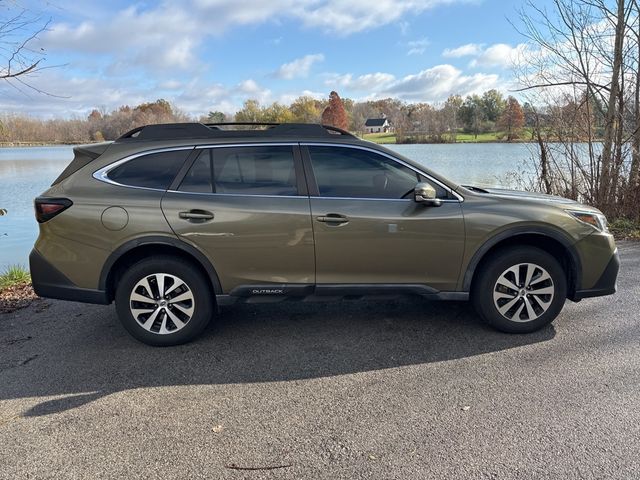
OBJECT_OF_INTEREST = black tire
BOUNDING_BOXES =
[115,255,214,346]
[472,246,567,333]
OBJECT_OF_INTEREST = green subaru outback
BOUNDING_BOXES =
[30,123,619,346]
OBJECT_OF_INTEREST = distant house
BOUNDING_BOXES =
[364,117,392,134]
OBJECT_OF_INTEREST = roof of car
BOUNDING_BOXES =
[115,122,357,143]
[92,122,461,195]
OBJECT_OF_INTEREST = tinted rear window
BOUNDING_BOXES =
[107,150,191,190]
[178,146,298,196]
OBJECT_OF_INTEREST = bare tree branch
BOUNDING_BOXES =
[0,58,40,79]
[0,4,58,95]
[513,0,639,219]
[513,81,611,92]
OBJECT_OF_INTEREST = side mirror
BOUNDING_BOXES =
[414,182,443,207]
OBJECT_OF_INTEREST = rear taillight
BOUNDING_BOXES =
[34,197,73,223]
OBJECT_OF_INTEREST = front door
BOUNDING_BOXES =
[162,145,315,293]
[303,145,465,292]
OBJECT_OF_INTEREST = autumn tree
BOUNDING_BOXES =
[290,96,321,123]
[88,110,102,122]
[498,96,525,141]
[134,99,174,121]
[206,111,226,123]
[443,95,463,141]
[321,91,349,130]
[8,87,621,148]
[340,97,355,122]
[459,95,486,138]
[262,102,296,123]
[233,100,297,123]
[234,100,263,123]
[481,90,506,123]
[402,103,436,139]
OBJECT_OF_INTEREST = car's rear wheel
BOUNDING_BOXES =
[472,246,567,333]
[115,256,213,346]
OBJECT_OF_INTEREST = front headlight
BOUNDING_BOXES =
[567,210,609,233]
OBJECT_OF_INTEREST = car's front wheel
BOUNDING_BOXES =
[472,246,567,333]
[115,256,214,346]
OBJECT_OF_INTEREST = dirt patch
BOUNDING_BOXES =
[0,283,38,314]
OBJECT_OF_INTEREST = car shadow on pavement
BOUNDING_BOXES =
[2,296,555,417]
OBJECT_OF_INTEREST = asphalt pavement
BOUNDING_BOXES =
[1,242,639,479]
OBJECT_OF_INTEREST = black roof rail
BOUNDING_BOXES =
[116,122,356,141]
[203,122,280,128]
[118,123,215,141]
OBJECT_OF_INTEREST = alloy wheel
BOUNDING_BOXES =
[129,273,195,334]
[492,263,555,322]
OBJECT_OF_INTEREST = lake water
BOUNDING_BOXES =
[0,143,538,269]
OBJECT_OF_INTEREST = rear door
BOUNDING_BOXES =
[161,144,315,293]
[303,144,465,292]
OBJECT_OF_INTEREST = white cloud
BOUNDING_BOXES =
[0,61,508,118]
[42,0,470,75]
[235,79,272,103]
[470,43,528,68]
[0,71,146,118]
[274,54,325,80]
[442,42,528,69]
[190,0,299,25]
[325,72,396,91]
[236,79,262,94]
[278,89,325,105]
[42,5,201,72]
[442,43,484,58]
[323,65,503,102]
[0,60,509,118]
[159,80,184,90]
[398,21,411,36]
[407,38,430,56]
[159,38,197,70]
[383,64,502,102]
[0,67,276,118]
[290,0,458,35]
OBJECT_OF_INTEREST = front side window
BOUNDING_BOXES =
[107,150,190,190]
[308,146,419,199]
[179,146,298,196]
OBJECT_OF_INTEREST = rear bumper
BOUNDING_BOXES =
[29,249,110,305]
[572,249,620,300]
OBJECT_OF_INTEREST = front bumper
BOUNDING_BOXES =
[572,248,620,300]
[29,249,110,304]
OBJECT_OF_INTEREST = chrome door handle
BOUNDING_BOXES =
[179,210,214,221]
[316,214,349,225]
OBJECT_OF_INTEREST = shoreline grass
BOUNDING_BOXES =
[0,265,31,292]
[609,218,640,240]
[361,128,550,144]
[361,131,523,144]
[0,265,36,314]
[361,133,397,144]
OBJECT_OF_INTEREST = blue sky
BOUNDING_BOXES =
[2,0,553,118]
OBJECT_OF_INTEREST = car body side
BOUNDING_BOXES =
[30,136,618,306]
